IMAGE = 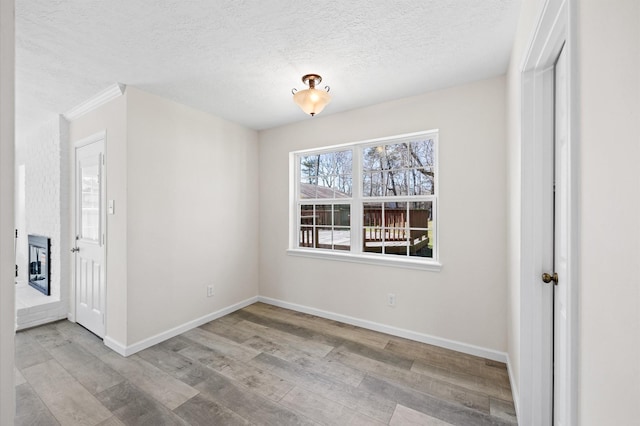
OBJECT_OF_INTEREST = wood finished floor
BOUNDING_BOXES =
[15,302,518,425]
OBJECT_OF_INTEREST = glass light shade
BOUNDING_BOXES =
[293,88,331,116]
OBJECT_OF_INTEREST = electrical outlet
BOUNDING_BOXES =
[388,293,396,307]
[207,285,214,297]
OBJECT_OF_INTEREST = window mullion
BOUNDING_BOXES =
[352,146,362,254]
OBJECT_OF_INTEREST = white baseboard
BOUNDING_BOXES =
[103,294,509,363]
[104,296,259,357]
[506,353,520,420]
[258,296,508,363]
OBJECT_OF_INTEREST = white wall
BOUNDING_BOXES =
[125,87,260,345]
[259,77,508,354]
[578,0,640,423]
[0,0,15,422]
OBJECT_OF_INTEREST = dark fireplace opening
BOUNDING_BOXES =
[28,235,50,296]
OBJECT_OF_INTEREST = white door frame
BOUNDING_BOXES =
[70,131,107,333]
[519,0,579,424]
[0,0,16,423]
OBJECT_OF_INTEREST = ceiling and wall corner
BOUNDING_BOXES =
[15,0,522,136]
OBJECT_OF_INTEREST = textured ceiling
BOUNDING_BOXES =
[16,0,521,134]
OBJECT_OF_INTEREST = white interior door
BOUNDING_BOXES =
[553,46,569,426]
[74,137,106,338]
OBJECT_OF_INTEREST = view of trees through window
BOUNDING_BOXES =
[299,150,352,199]
[294,133,437,262]
[363,140,434,197]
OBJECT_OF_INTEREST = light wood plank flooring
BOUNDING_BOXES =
[15,302,518,425]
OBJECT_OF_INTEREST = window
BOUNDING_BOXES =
[291,131,439,269]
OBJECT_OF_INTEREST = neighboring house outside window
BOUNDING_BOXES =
[290,131,439,270]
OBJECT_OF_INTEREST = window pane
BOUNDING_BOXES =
[333,227,350,251]
[337,175,352,197]
[409,169,434,195]
[410,202,434,258]
[383,240,408,256]
[300,205,314,225]
[316,227,332,248]
[299,182,316,199]
[299,226,314,247]
[334,150,352,175]
[363,172,385,197]
[409,202,430,228]
[409,229,430,257]
[314,178,336,199]
[363,203,382,227]
[316,205,332,226]
[334,205,350,227]
[388,170,408,196]
[384,202,406,228]
[409,139,435,168]
[385,227,407,242]
[363,229,383,253]
[300,155,320,179]
[319,152,335,172]
[384,143,407,170]
[300,150,352,200]
[81,164,100,242]
[363,146,383,171]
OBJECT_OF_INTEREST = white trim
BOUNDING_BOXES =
[258,296,507,363]
[287,248,442,272]
[103,296,258,357]
[74,130,106,148]
[63,83,125,121]
[0,1,15,422]
[519,0,579,425]
[506,353,520,421]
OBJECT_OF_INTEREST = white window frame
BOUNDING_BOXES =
[288,130,441,271]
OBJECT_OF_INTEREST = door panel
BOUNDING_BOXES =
[74,139,106,338]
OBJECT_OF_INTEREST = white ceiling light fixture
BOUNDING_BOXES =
[292,74,331,116]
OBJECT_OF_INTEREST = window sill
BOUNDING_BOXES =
[286,248,442,272]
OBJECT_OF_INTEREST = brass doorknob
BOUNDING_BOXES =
[542,272,558,284]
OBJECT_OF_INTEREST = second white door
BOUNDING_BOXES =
[74,136,106,338]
